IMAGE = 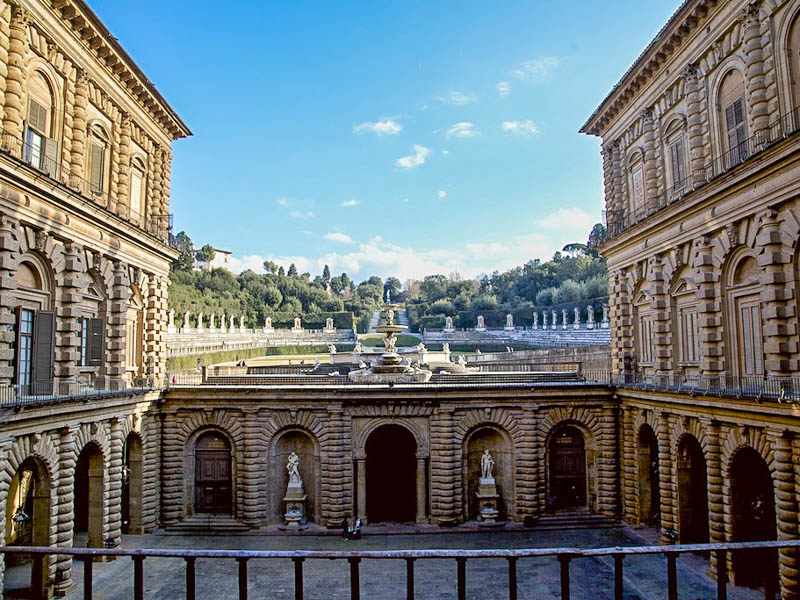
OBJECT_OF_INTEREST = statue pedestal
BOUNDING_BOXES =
[476,477,502,528]
[280,481,308,530]
[503,326,514,331]
[475,326,486,332]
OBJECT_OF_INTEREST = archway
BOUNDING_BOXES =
[731,448,778,591]
[637,425,660,525]
[463,426,513,521]
[122,433,143,534]
[74,442,104,548]
[677,436,708,544]
[365,424,417,523]
[270,429,319,524]
[4,457,50,596]
[548,426,587,511]
[194,431,232,514]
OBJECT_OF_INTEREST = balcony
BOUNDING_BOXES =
[0,379,156,409]
[600,105,800,242]
[0,129,175,247]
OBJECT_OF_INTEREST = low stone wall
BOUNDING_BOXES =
[465,344,611,371]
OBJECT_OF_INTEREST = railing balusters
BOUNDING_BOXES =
[457,557,467,600]
[83,555,93,600]
[507,557,517,600]
[185,556,196,600]
[613,553,623,600]
[294,557,304,600]
[237,557,248,600]
[666,553,677,600]
[349,557,360,600]
[558,554,571,600]
[715,550,727,600]
[133,555,145,600]
[406,557,415,600]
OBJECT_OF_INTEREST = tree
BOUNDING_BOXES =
[322,264,331,283]
[172,231,194,271]
[384,277,401,300]
[278,266,285,277]
[263,260,278,274]
[196,243,216,263]
[587,223,606,251]
[288,263,298,276]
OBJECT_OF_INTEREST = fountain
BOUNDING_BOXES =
[348,300,432,383]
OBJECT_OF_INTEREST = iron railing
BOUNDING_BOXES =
[2,540,796,600]
[0,129,173,244]
[602,105,800,241]
[0,379,156,408]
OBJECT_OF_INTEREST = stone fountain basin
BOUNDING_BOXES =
[375,325,407,334]
[347,368,432,384]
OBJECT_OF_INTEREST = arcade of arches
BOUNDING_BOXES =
[3,385,800,596]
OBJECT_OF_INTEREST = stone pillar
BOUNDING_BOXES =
[241,409,266,527]
[159,148,172,242]
[149,147,164,234]
[516,408,538,519]
[657,412,676,541]
[610,140,626,218]
[771,433,800,598]
[145,274,168,386]
[69,68,89,188]
[141,410,161,532]
[741,2,770,143]
[620,407,637,522]
[56,242,82,394]
[642,108,660,215]
[415,455,427,523]
[0,438,11,595]
[106,418,123,548]
[117,114,131,219]
[54,426,77,595]
[683,64,706,186]
[648,256,672,379]
[757,210,797,376]
[320,407,351,527]
[3,2,27,143]
[596,408,618,517]
[429,408,458,524]
[107,261,130,390]
[160,413,182,526]
[0,4,10,131]
[693,235,724,376]
[0,214,19,385]
[355,455,366,522]
[609,269,633,376]
[699,419,726,577]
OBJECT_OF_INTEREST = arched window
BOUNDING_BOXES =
[786,11,800,117]
[88,123,109,197]
[126,285,144,382]
[662,117,687,195]
[725,254,764,377]
[717,69,748,168]
[14,255,55,394]
[25,71,58,178]
[129,156,146,224]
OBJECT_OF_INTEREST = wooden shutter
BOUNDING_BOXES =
[32,310,55,394]
[14,306,23,384]
[87,318,104,366]
[42,137,58,179]
[28,100,47,133]
[90,143,104,194]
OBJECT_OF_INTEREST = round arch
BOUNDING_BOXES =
[363,424,419,524]
[122,432,143,534]
[268,427,320,525]
[462,424,514,522]
[74,441,105,549]
[354,418,429,457]
[183,427,236,518]
[706,59,748,163]
[637,423,660,526]
[722,247,763,377]
[676,433,708,544]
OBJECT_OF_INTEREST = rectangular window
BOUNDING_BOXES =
[725,97,747,167]
[638,315,654,364]
[25,128,43,170]
[739,300,763,376]
[669,139,686,190]
[16,308,34,388]
[79,317,88,367]
[78,316,104,367]
[631,166,645,219]
[678,308,699,363]
[90,143,105,195]
[15,308,55,395]
[130,170,143,220]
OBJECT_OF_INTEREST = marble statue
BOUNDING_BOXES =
[562,309,568,330]
[385,288,391,304]
[219,312,226,331]
[197,312,204,330]
[209,313,216,330]
[458,355,467,367]
[416,342,427,352]
[265,316,273,331]
[481,449,495,480]
[574,306,581,330]
[477,450,500,525]
[443,342,450,353]
[328,344,337,354]
[586,306,595,329]
[532,312,538,330]
[229,315,235,330]
[444,316,454,331]
[506,314,513,328]
[551,310,557,330]
[287,452,301,485]
[543,311,548,328]
[353,341,363,354]
[293,317,302,330]
[183,311,190,329]
[168,309,175,331]
[476,315,486,331]
[325,317,334,331]
[602,304,610,329]
[240,315,245,331]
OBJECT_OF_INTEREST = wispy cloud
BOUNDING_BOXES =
[496,81,511,97]
[438,190,447,199]
[324,232,354,244]
[289,210,315,219]
[276,197,314,219]
[501,120,540,137]
[509,57,559,82]
[353,118,402,136]
[435,90,476,106]
[341,199,359,207]
[276,197,293,207]
[396,145,431,170]
[446,122,479,139]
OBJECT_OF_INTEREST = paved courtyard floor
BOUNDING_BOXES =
[6,526,771,599]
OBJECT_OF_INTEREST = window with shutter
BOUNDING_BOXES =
[88,318,104,366]
[42,137,58,179]
[27,100,47,133]
[130,170,143,220]
[15,307,34,389]
[669,139,685,190]
[32,310,54,395]
[725,97,747,167]
[90,143,104,194]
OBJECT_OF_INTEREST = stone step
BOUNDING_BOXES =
[158,517,252,535]
[530,513,621,531]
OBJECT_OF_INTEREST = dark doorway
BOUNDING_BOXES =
[677,436,709,544]
[74,442,104,548]
[549,426,587,510]
[194,432,232,514]
[638,425,660,525]
[731,448,778,592]
[366,425,416,522]
[122,433,143,534]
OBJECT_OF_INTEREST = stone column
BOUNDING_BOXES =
[596,407,618,517]
[516,408,538,519]
[54,426,77,595]
[70,69,88,188]
[145,274,168,386]
[159,413,183,526]
[320,407,351,527]
[772,433,800,598]
[0,214,19,385]
[0,438,12,595]
[3,2,28,143]
[415,455,427,523]
[106,418,123,548]
[642,108,660,215]
[757,210,796,376]
[149,147,163,234]
[0,4,10,129]
[117,114,131,219]
[620,406,637,522]
[657,412,676,541]
[56,242,82,394]
[106,261,130,390]
[648,256,672,379]
[141,410,161,532]
[429,408,458,524]
[355,454,366,522]
[610,140,626,217]
[741,2,770,143]
[683,64,706,186]
[693,235,724,376]
[609,269,634,376]
[241,409,266,527]
[699,419,727,576]
[108,114,120,214]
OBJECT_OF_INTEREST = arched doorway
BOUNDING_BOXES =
[74,442,104,548]
[463,426,513,521]
[194,431,232,514]
[731,448,778,592]
[366,425,416,523]
[4,457,50,596]
[548,426,587,511]
[270,430,319,524]
[638,425,660,525]
[122,433,143,534]
[677,436,708,544]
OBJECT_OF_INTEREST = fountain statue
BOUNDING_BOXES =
[282,451,308,529]
[476,449,501,525]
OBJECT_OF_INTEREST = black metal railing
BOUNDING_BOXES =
[602,106,800,241]
[0,129,173,244]
[0,379,156,408]
[2,540,797,600]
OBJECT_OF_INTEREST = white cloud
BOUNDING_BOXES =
[289,209,314,219]
[438,190,447,199]
[536,207,596,234]
[395,144,431,170]
[501,120,540,137]
[435,90,476,106]
[496,81,511,97]
[509,57,560,81]
[446,122,479,139]
[324,232,354,244]
[276,197,293,207]
[341,199,359,207]
[441,150,449,155]
[353,118,402,136]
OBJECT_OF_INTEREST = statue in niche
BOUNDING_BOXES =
[287,452,302,485]
[481,449,495,480]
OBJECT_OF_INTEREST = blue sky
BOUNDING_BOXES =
[92,1,677,283]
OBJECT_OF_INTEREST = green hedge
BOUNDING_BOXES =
[166,344,355,371]
[264,311,355,330]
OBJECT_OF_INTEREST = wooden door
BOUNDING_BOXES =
[549,428,587,510]
[195,433,232,514]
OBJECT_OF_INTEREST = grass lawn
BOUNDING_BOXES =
[214,353,331,367]
[360,333,421,347]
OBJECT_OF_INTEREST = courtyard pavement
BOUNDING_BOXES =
[7,525,770,599]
